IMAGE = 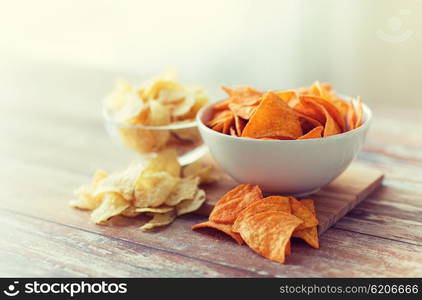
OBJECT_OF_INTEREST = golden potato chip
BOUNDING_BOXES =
[93,162,143,201]
[140,210,177,231]
[236,211,303,263]
[289,197,318,230]
[90,192,130,224]
[182,161,218,185]
[209,184,263,224]
[232,196,291,232]
[171,127,200,142]
[241,92,303,139]
[136,205,174,214]
[142,149,181,177]
[176,189,206,216]
[192,221,244,245]
[121,205,141,217]
[134,172,179,207]
[71,170,108,210]
[298,126,323,140]
[172,93,196,117]
[292,199,319,248]
[165,176,200,206]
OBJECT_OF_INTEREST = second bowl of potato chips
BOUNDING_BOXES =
[103,70,209,165]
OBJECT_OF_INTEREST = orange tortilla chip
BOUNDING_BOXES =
[229,126,237,137]
[241,92,303,139]
[236,211,303,263]
[213,99,231,111]
[222,115,234,135]
[274,90,297,103]
[346,99,357,131]
[300,95,345,132]
[232,196,291,232]
[234,115,246,136]
[292,199,319,248]
[298,126,323,140]
[355,96,363,129]
[192,221,244,245]
[222,86,262,106]
[296,112,323,133]
[209,184,263,224]
[289,197,318,230]
[211,122,224,133]
[303,100,341,137]
[228,103,257,120]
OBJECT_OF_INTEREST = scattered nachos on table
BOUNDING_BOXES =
[104,69,209,153]
[207,82,363,139]
[70,150,217,230]
[193,184,319,264]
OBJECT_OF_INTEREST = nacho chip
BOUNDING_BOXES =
[176,189,206,216]
[298,126,323,140]
[292,199,319,248]
[242,92,303,139]
[346,99,357,131]
[232,196,291,232]
[90,192,130,224]
[355,96,363,129]
[209,184,263,224]
[228,103,258,120]
[300,95,345,132]
[165,176,200,206]
[192,221,244,245]
[140,210,177,231]
[222,86,262,106]
[275,90,297,103]
[236,211,303,263]
[289,197,318,230]
[213,99,231,111]
[234,115,246,136]
[229,126,238,137]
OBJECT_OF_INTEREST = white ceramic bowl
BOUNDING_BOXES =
[197,99,372,195]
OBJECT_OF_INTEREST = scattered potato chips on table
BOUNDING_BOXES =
[104,70,208,153]
[70,149,217,230]
[192,184,319,264]
[208,82,363,139]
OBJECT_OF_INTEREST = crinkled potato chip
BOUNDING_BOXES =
[93,162,143,201]
[71,170,108,210]
[134,171,179,208]
[142,149,181,177]
[176,189,206,216]
[209,184,263,224]
[104,70,208,154]
[182,161,218,185]
[236,211,303,263]
[140,210,177,231]
[165,176,200,206]
[90,192,130,224]
[241,92,303,139]
[232,196,291,232]
[136,205,174,214]
[192,221,244,245]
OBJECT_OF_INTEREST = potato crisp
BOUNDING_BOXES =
[193,185,319,264]
[208,82,363,139]
[104,70,208,153]
[71,149,216,230]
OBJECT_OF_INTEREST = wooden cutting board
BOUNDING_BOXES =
[197,161,384,235]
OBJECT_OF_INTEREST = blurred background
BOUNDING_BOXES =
[1,0,421,110]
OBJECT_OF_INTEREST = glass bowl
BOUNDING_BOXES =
[103,107,207,165]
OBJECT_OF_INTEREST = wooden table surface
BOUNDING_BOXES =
[1,64,422,277]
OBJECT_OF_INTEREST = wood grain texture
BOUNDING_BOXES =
[199,162,384,235]
[1,64,422,277]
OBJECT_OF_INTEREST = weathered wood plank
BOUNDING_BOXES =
[0,210,255,277]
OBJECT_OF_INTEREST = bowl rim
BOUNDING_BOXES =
[102,106,197,130]
[196,96,373,143]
